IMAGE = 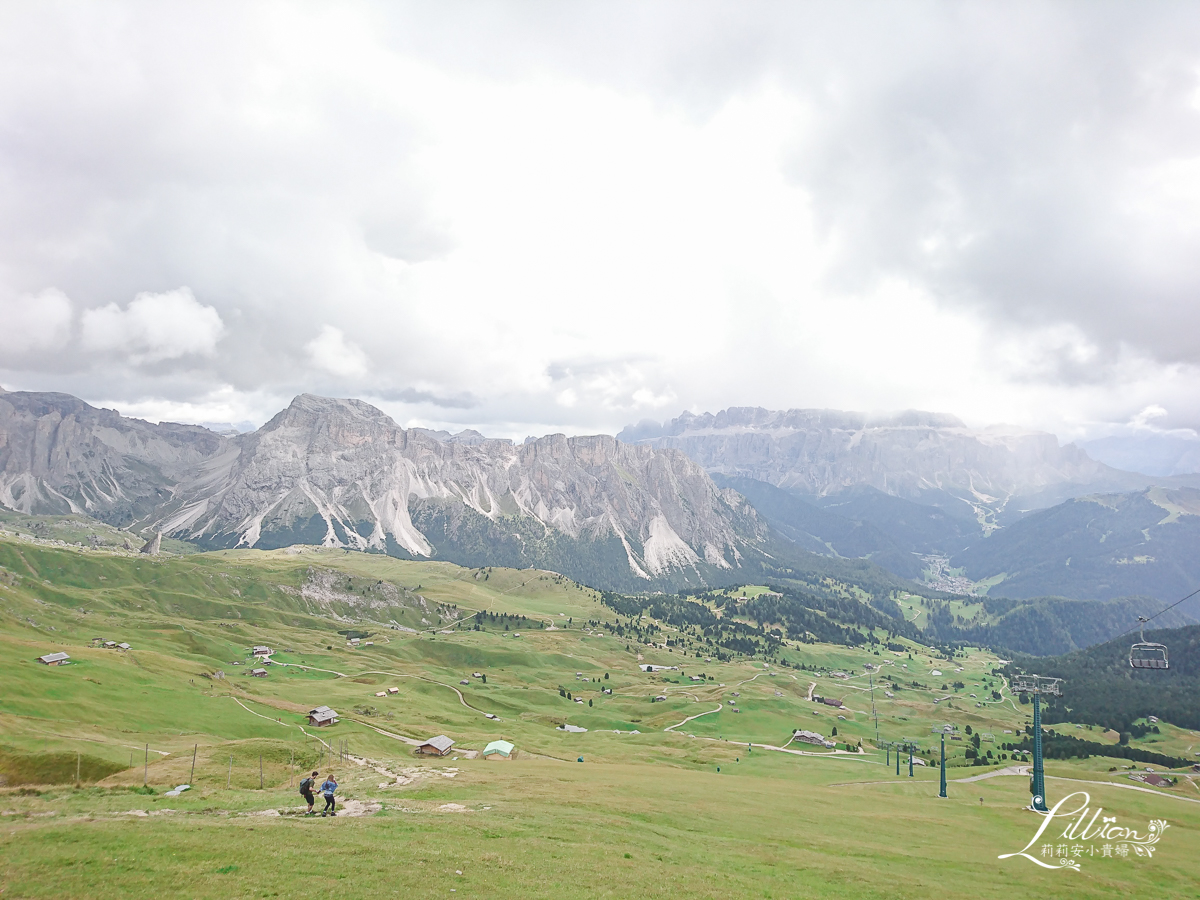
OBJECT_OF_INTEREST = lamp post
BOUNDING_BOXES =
[1011,674,1063,813]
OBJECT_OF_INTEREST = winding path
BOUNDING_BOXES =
[664,705,723,732]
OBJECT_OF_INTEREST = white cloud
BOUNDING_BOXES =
[0,288,72,354]
[306,325,369,378]
[1,4,1200,439]
[80,288,224,364]
[1131,405,1169,430]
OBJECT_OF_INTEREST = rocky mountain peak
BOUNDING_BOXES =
[264,393,400,432]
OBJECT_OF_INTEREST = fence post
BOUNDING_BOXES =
[144,744,148,786]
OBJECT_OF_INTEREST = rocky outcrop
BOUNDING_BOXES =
[0,389,229,523]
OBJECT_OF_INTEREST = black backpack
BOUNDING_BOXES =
[299,776,314,794]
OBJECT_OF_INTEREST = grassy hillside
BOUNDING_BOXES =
[2,534,1198,898]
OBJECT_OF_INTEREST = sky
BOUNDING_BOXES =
[3,1,1200,450]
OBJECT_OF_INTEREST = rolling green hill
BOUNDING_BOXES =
[3,533,1199,899]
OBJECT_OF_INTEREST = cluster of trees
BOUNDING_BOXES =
[464,610,540,631]
[923,595,1193,657]
[1012,731,1188,768]
[601,580,951,658]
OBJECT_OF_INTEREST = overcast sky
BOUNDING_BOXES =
[3,1,1200,444]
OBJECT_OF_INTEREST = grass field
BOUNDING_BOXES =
[2,533,1197,898]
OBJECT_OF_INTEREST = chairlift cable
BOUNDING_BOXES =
[1106,583,1200,644]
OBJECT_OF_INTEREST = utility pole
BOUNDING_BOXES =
[190,744,197,784]
[1012,674,1063,813]
[869,673,880,746]
[939,733,947,799]
[893,739,918,777]
[144,744,148,786]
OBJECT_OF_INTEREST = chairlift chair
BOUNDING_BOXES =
[1130,617,1168,670]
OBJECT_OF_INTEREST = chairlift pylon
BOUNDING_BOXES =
[1130,617,1169,670]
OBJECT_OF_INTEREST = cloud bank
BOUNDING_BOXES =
[1,2,1199,445]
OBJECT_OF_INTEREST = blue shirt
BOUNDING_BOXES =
[321,780,337,795]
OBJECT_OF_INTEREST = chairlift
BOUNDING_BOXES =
[1130,617,1168,670]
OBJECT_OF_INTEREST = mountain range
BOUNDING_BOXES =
[622,407,1200,609]
[3,388,1199,611]
[619,407,1184,526]
[0,390,780,591]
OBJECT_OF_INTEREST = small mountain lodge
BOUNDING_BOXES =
[37,652,70,666]
[813,696,844,709]
[793,729,835,749]
[415,735,455,756]
[308,706,339,727]
[252,646,271,657]
[250,667,268,677]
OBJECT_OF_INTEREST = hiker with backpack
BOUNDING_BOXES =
[299,770,319,815]
[320,773,338,816]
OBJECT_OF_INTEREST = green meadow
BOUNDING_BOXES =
[2,534,1197,899]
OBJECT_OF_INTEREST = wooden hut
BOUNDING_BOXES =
[415,735,455,756]
[308,706,339,726]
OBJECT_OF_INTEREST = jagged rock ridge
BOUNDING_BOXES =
[0,390,766,586]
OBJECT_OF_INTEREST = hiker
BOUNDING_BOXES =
[299,770,319,815]
[320,773,338,816]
